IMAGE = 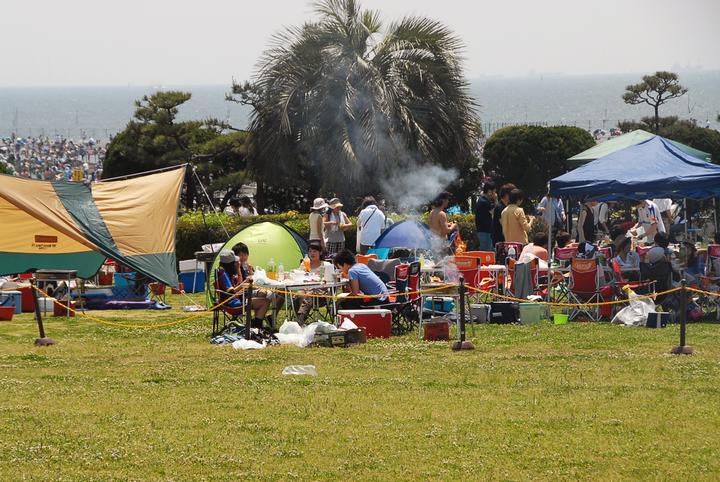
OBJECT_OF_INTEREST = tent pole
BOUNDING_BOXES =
[548,198,554,304]
[684,199,688,241]
[714,198,718,240]
[98,163,188,182]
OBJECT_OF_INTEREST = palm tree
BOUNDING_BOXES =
[239,0,479,200]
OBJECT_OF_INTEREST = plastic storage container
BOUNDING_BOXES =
[178,271,205,293]
[423,318,450,341]
[423,297,456,313]
[553,313,569,325]
[0,306,14,321]
[469,304,490,323]
[490,302,519,324]
[337,309,392,338]
[519,303,544,325]
[646,312,669,328]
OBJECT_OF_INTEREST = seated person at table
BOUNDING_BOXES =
[682,242,704,278]
[644,232,670,264]
[294,242,333,324]
[217,249,270,328]
[520,231,549,262]
[611,237,641,281]
[333,249,389,310]
[555,231,571,249]
[234,243,284,321]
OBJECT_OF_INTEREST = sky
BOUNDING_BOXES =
[1,0,719,87]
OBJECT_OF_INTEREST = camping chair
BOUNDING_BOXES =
[449,256,496,301]
[356,254,378,265]
[378,262,421,335]
[368,258,402,285]
[149,282,166,303]
[567,258,613,321]
[495,242,525,265]
[554,246,576,266]
[465,251,497,285]
[212,268,247,336]
[636,245,651,260]
[610,260,656,317]
[506,257,539,300]
[639,260,674,307]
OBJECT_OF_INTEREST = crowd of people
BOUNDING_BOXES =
[0,134,105,181]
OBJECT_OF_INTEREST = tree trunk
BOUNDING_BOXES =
[185,170,196,210]
[255,179,265,213]
[654,104,660,134]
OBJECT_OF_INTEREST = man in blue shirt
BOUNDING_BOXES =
[333,250,388,309]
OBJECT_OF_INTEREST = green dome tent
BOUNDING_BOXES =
[208,221,308,293]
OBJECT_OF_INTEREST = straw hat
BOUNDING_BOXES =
[218,250,236,264]
[311,197,329,210]
[328,198,343,209]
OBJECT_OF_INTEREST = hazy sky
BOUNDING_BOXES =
[2,0,719,86]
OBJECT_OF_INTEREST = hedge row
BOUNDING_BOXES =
[175,210,480,261]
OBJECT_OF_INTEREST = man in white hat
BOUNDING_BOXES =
[309,198,329,250]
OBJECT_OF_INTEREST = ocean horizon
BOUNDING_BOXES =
[1,71,718,139]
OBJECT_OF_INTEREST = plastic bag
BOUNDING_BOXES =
[231,339,266,350]
[279,321,303,335]
[340,318,358,330]
[612,290,655,326]
[282,365,317,376]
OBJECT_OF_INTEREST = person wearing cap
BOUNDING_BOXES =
[309,198,328,250]
[216,249,270,328]
[323,198,352,255]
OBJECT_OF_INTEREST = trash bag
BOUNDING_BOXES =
[232,339,266,350]
[612,291,655,326]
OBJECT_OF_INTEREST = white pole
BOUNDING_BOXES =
[548,197,554,304]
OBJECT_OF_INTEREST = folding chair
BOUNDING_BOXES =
[149,282,166,303]
[609,260,656,317]
[356,254,378,265]
[554,246,576,267]
[506,257,539,299]
[567,258,613,321]
[212,268,247,335]
[496,242,524,265]
[449,256,496,302]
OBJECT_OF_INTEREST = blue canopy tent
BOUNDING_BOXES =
[372,220,435,251]
[551,136,720,201]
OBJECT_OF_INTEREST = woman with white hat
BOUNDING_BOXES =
[323,198,352,255]
[309,197,328,250]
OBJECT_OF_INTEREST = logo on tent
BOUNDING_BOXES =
[33,235,58,250]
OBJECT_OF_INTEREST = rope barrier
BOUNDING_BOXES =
[254,283,458,299]
[465,285,683,308]
[687,287,720,298]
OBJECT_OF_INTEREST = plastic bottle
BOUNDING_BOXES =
[267,257,276,280]
[324,263,335,282]
[277,263,285,281]
[507,246,517,260]
[282,365,317,376]
[303,254,311,272]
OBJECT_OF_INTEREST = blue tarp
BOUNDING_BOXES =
[373,220,435,250]
[550,136,720,201]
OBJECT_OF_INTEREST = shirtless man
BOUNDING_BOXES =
[428,191,457,239]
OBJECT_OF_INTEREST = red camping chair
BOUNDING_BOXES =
[506,257,539,299]
[356,254,378,265]
[610,260,656,305]
[382,262,420,335]
[554,246,576,266]
[567,258,614,321]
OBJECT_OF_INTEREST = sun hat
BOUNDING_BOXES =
[311,197,329,210]
[328,198,343,208]
[218,250,236,264]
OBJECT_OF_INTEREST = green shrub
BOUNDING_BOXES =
[175,211,481,261]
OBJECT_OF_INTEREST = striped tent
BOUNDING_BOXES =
[0,166,184,287]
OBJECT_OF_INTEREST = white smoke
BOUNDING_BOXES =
[380,164,459,213]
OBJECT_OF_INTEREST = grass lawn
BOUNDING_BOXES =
[1,292,719,481]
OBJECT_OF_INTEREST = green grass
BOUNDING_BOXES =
[1,293,719,481]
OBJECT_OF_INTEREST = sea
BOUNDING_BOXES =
[1,71,718,140]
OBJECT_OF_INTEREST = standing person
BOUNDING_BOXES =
[577,199,598,243]
[357,196,386,255]
[324,198,352,255]
[500,189,533,244]
[309,198,328,250]
[238,196,258,216]
[537,190,566,234]
[653,198,673,231]
[492,183,516,246]
[428,191,457,240]
[630,199,665,243]
[224,198,240,215]
[474,181,496,251]
[593,201,610,237]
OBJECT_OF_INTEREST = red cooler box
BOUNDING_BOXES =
[337,309,392,338]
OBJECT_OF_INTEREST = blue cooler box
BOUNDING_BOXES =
[179,271,205,293]
[423,297,456,313]
[0,290,22,314]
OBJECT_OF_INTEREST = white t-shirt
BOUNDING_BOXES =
[592,202,609,226]
[357,205,386,246]
[638,200,666,234]
[652,198,673,213]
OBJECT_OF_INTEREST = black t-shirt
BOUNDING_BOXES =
[474,194,494,233]
[492,201,506,244]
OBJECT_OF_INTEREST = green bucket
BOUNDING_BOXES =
[553,313,569,325]
[519,303,544,325]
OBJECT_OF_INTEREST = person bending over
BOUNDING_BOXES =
[333,250,389,310]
